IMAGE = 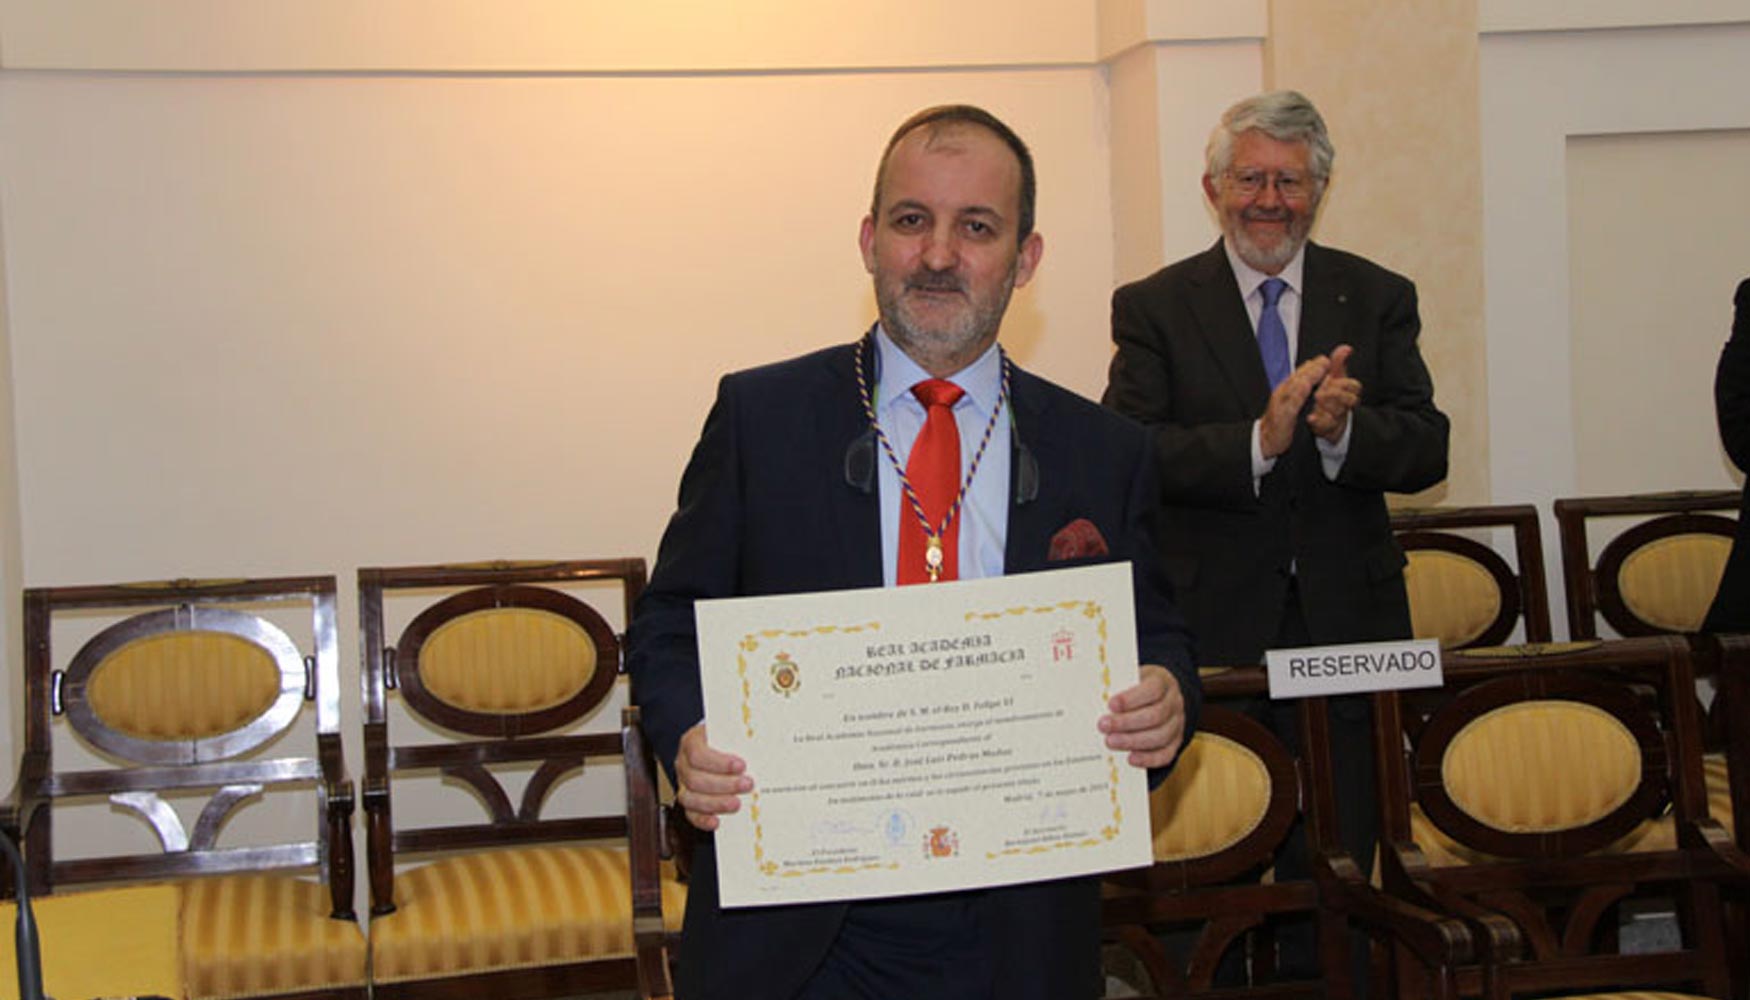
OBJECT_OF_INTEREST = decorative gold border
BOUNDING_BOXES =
[732,597,1129,882]
[733,622,892,879]
[965,600,1127,858]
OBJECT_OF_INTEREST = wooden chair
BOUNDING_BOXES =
[0,576,365,1000]
[1706,632,1750,997]
[1373,636,1749,1000]
[358,559,682,1000]
[1392,504,1553,649]
[1102,668,1470,999]
[1553,490,1738,640]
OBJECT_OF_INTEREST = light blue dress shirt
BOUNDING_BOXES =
[872,327,1011,586]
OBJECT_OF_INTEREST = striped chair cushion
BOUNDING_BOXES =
[1443,702,1640,833]
[1,884,182,1000]
[1617,534,1730,632]
[1412,753,1733,865]
[1405,549,1503,648]
[1149,733,1272,862]
[90,631,281,739]
[369,844,687,983]
[421,608,597,712]
[182,875,367,999]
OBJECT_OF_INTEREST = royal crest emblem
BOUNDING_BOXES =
[769,652,801,697]
[924,825,959,859]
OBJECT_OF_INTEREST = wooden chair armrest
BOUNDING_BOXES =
[623,706,676,1000]
[1318,851,1474,970]
[1685,817,1750,882]
[1,757,50,901]
[321,773,357,921]
[360,775,396,916]
[1379,840,1522,965]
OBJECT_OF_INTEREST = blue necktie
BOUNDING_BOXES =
[1258,277,1290,390]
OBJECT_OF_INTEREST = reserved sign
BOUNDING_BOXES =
[1265,638,1444,699]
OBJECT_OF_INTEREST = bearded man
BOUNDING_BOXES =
[1101,89,1448,988]
[630,104,1198,1000]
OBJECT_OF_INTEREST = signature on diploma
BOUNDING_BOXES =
[811,809,915,852]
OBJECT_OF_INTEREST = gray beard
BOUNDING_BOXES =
[1230,226,1304,274]
[877,267,1017,373]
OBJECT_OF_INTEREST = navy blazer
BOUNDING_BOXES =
[1705,278,1750,632]
[1105,241,1449,666]
[629,334,1198,1000]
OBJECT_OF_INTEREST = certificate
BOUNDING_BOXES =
[695,562,1152,908]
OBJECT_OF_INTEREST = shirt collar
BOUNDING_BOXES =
[1223,237,1307,303]
[873,324,1003,415]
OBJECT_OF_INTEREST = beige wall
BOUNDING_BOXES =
[4,0,1749,853]
[0,0,1097,71]
[1269,0,1486,506]
[1567,129,1750,496]
[0,206,20,767]
[0,57,1120,833]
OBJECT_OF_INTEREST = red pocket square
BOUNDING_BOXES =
[1048,518,1108,561]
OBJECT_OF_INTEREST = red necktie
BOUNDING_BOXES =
[898,379,965,585]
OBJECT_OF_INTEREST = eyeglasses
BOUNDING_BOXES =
[1224,169,1312,200]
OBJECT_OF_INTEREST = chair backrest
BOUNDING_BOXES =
[1391,504,1552,649]
[356,558,659,913]
[1553,490,1737,639]
[2,576,353,919]
[1373,636,1738,999]
[1099,669,1470,994]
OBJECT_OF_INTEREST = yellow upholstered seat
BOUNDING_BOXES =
[421,608,599,713]
[359,560,673,999]
[1408,695,1733,865]
[1411,750,1734,866]
[6,577,364,1000]
[1148,733,1271,862]
[183,875,367,999]
[1617,534,1731,632]
[1405,549,1503,648]
[369,845,686,983]
[0,884,182,1000]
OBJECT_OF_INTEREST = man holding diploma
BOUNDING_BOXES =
[628,104,1199,1000]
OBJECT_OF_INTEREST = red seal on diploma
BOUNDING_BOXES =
[924,825,959,859]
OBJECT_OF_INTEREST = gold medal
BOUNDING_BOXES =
[925,537,944,582]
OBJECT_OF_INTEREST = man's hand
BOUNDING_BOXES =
[1307,344,1360,442]
[1099,665,1187,769]
[1259,357,1331,458]
[675,723,753,831]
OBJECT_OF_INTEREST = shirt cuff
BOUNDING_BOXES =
[1250,420,1276,495]
[1317,418,1353,479]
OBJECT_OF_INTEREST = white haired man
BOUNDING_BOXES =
[1103,89,1449,990]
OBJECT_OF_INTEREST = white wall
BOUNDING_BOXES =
[0,62,1126,859]
[1567,129,1750,496]
[1479,19,1750,633]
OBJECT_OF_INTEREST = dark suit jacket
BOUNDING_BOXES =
[1705,278,1750,632]
[628,334,1198,1000]
[1104,240,1449,665]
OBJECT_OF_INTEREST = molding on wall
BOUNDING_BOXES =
[1480,0,1750,34]
[1480,20,1750,632]
[1097,0,1267,62]
[0,0,1100,73]
[0,0,1272,73]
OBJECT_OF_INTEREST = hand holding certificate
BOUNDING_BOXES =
[693,562,1157,908]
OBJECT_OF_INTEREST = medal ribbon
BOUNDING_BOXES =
[855,337,1010,584]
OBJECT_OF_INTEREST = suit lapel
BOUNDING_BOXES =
[1187,241,1272,412]
[1296,243,1345,364]
[825,334,885,588]
[1003,368,1054,574]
